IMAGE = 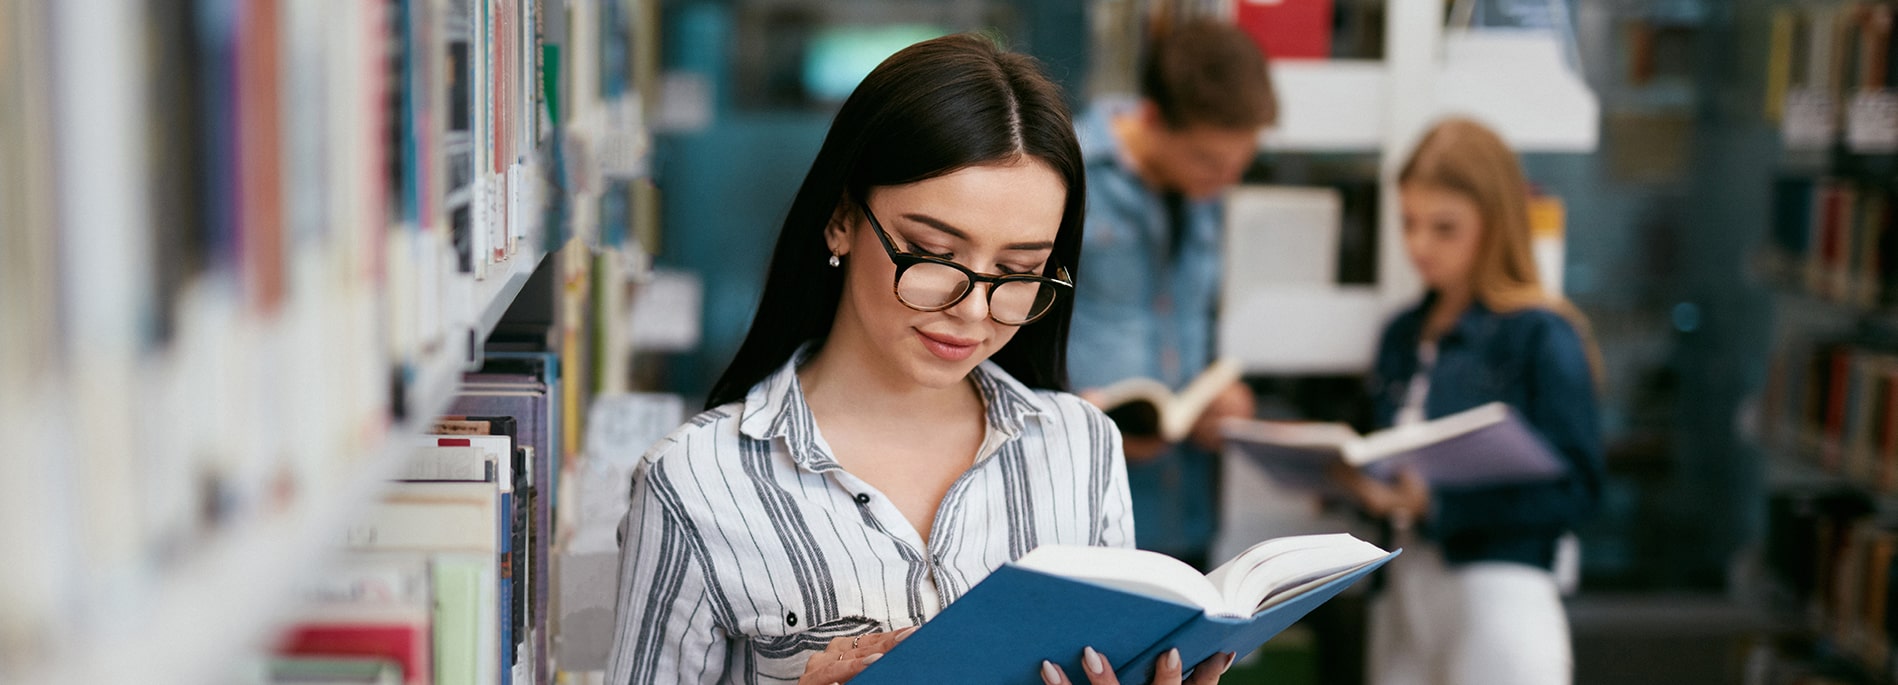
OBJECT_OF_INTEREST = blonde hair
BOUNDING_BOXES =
[1398,117,1605,385]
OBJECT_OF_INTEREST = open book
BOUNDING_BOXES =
[1096,357,1243,443]
[1222,402,1566,491]
[854,534,1396,685]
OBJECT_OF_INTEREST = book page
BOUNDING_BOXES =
[1094,377,1174,415]
[1221,418,1361,449]
[1013,545,1223,612]
[1160,357,1245,441]
[1205,533,1389,615]
[1344,402,1510,466]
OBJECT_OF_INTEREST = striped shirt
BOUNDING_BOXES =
[605,353,1135,684]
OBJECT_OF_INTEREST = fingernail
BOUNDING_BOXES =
[864,653,883,664]
[1221,652,1238,672]
[897,625,920,639]
[1083,646,1104,675]
[1041,660,1064,684]
[1164,649,1181,671]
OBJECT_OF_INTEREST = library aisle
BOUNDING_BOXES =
[0,0,1890,684]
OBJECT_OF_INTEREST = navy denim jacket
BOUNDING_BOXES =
[1369,296,1605,570]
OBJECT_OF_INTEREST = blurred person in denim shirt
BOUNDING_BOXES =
[1069,19,1275,569]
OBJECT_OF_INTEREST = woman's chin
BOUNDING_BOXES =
[903,348,982,388]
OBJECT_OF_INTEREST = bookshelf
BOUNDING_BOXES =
[0,0,659,681]
[7,224,550,685]
[1755,2,1898,672]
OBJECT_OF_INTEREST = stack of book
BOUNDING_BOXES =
[1764,177,1896,308]
[1764,340,1898,494]
[272,352,565,685]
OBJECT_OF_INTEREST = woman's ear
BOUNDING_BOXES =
[823,200,855,257]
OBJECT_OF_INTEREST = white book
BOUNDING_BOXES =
[346,481,499,552]
[411,434,515,491]
[1095,358,1242,443]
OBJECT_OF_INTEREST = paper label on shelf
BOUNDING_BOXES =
[1847,90,1898,153]
[1783,89,1838,150]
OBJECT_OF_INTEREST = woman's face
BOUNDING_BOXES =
[1399,182,1485,295]
[828,158,1067,390]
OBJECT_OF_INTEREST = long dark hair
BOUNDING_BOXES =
[706,34,1087,410]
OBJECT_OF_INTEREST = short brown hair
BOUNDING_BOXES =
[1140,19,1277,131]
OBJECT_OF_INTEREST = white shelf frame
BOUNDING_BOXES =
[1226,0,1600,375]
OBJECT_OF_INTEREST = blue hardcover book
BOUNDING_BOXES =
[854,534,1396,685]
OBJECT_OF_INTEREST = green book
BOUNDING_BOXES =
[433,552,499,685]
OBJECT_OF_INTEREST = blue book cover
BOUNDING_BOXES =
[854,541,1397,685]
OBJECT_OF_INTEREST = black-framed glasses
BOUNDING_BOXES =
[858,199,1072,326]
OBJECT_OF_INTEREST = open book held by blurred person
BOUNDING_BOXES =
[1223,402,1565,491]
[1095,358,1244,443]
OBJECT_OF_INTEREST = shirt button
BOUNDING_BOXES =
[854,493,872,505]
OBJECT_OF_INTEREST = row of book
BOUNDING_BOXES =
[1765,489,1898,683]
[1767,1,1898,152]
[1766,177,1897,309]
[1764,339,1898,494]
[251,359,686,685]
[265,357,555,685]
[0,0,654,680]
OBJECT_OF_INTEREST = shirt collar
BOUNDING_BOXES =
[737,344,1049,472]
[1417,291,1498,344]
[1077,98,1139,168]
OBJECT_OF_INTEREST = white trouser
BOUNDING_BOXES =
[1367,539,1573,685]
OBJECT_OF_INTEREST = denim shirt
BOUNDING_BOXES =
[1370,296,1605,570]
[1066,99,1225,391]
[1066,100,1226,558]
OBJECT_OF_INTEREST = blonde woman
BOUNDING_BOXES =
[1329,118,1604,685]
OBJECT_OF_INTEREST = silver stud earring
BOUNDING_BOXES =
[828,253,841,268]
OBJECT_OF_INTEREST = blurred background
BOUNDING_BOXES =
[0,0,1890,684]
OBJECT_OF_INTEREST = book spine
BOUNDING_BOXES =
[498,487,514,685]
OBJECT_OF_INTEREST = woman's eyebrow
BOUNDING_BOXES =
[900,212,1057,252]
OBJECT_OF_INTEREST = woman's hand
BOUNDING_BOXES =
[1038,647,1235,685]
[798,626,917,685]
[1328,462,1432,525]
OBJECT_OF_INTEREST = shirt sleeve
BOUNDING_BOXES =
[606,459,730,685]
[1427,314,1605,539]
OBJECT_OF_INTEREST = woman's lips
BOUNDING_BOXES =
[916,329,979,362]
